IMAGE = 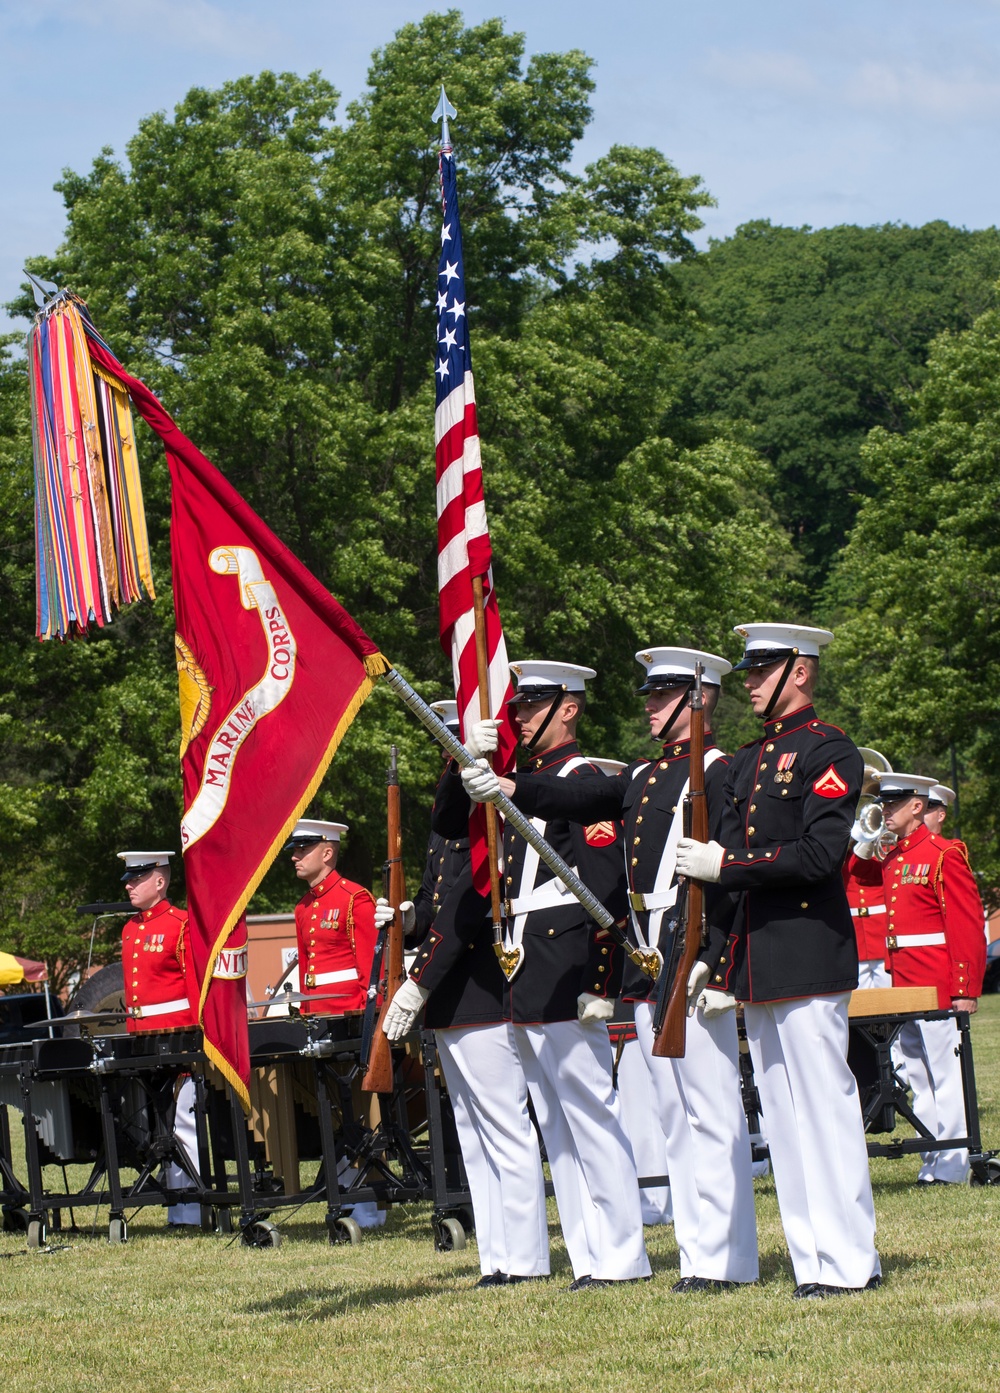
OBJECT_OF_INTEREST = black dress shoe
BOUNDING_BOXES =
[672,1276,698,1293]
[567,1275,593,1291]
[475,1271,507,1288]
[797,1276,882,1299]
[792,1283,818,1299]
[505,1274,549,1285]
[681,1278,740,1292]
[584,1276,651,1289]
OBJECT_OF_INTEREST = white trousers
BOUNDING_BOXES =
[897,1017,968,1183]
[614,1035,672,1225]
[634,1000,759,1282]
[744,995,880,1289]
[857,959,891,989]
[436,1023,549,1277]
[165,1076,201,1225]
[514,1019,650,1282]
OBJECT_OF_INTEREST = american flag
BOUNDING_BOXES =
[434,146,517,892]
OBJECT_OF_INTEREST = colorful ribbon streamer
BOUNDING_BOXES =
[28,293,154,639]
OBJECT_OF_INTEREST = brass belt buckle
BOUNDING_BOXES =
[886,935,897,951]
[130,1006,142,1020]
[628,890,646,912]
[504,899,513,918]
[858,906,868,917]
[304,971,316,988]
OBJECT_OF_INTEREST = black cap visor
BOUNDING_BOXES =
[732,646,798,672]
[120,862,159,883]
[510,684,567,706]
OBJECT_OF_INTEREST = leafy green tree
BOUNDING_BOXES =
[676,220,1000,585]
[2,12,796,976]
[824,297,1000,898]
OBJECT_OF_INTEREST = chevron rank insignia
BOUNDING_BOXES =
[813,765,849,798]
[585,820,617,847]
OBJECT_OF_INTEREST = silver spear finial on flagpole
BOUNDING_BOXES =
[432,84,457,149]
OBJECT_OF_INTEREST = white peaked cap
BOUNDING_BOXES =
[118,850,174,882]
[509,660,596,695]
[288,819,348,843]
[118,851,174,870]
[877,772,938,800]
[430,699,460,728]
[635,646,732,689]
[732,623,835,667]
[928,784,956,807]
[588,757,626,776]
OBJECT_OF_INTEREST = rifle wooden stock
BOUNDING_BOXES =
[651,669,707,1059]
[361,748,408,1093]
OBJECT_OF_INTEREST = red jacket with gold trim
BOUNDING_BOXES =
[843,851,889,963]
[879,825,986,1006]
[122,899,198,1033]
[295,873,377,1015]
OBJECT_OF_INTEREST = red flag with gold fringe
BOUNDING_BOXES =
[86,338,389,1105]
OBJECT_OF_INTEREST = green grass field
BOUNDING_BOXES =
[2,1003,999,1393]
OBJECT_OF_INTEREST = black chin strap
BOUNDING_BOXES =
[652,684,694,744]
[761,654,798,723]
[524,692,565,752]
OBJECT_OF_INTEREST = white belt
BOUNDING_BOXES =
[507,871,578,917]
[887,932,946,949]
[850,904,886,918]
[629,889,676,913]
[130,997,190,1020]
[310,968,359,986]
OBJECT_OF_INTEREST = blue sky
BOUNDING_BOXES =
[2,1,999,333]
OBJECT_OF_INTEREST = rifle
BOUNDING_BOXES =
[651,663,707,1059]
[360,746,408,1093]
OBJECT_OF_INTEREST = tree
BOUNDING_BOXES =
[823,297,1000,898]
[1,13,796,975]
[676,220,1000,586]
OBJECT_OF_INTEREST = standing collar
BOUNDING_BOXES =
[894,824,932,855]
[524,739,581,773]
[763,705,816,738]
[659,735,718,761]
[139,898,174,923]
[310,873,344,898]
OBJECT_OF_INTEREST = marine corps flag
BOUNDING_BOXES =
[85,337,389,1105]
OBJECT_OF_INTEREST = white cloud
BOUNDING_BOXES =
[3,0,278,58]
[846,60,1000,119]
[703,47,820,98]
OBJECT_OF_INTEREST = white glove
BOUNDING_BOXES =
[686,961,711,1015]
[853,838,876,861]
[374,897,416,933]
[699,988,737,1019]
[382,978,430,1041]
[577,992,614,1023]
[675,838,724,883]
[461,760,502,803]
[465,718,501,760]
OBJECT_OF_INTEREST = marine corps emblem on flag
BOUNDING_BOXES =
[813,764,849,798]
[585,820,618,847]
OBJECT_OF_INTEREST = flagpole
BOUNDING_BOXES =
[471,575,518,977]
[380,667,658,978]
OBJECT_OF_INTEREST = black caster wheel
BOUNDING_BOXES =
[970,1158,1000,1187]
[241,1220,281,1249]
[333,1216,362,1246]
[2,1207,29,1234]
[27,1218,47,1250]
[434,1216,467,1252]
[108,1218,128,1244]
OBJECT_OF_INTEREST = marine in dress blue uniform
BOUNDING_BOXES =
[463,660,650,1289]
[385,702,549,1285]
[498,648,759,1290]
[675,624,881,1299]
